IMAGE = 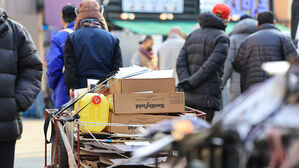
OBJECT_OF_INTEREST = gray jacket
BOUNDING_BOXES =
[158,34,185,84]
[222,18,258,101]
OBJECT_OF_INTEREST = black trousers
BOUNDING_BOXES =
[188,105,215,123]
[0,140,16,168]
[199,108,215,123]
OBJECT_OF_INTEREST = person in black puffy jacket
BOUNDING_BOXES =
[176,4,230,122]
[233,11,298,93]
[0,9,42,167]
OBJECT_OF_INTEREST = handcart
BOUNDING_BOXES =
[44,107,206,168]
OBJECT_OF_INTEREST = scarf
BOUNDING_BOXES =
[139,46,154,60]
[81,19,102,29]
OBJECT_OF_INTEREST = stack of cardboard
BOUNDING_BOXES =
[105,77,185,134]
[77,131,167,167]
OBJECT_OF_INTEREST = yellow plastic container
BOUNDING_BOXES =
[74,93,109,133]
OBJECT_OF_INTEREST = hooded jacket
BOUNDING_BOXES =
[233,23,298,93]
[176,12,229,111]
[64,0,122,90]
[0,9,42,141]
[222,18,258,101]
[74,0,108,31]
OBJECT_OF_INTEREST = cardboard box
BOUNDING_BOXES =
[109,78,175,94]
[106,113,177,134]
[113,92,185,114]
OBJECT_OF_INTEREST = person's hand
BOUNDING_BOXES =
[152,65,158,70]
[177,79,193,92]
[69,89,74,100]
[220,84,224,91]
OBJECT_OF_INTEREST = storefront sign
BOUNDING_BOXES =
[200,0,226,13]
[226,0,270,17]
[122,0,184,13]
[200,0,270,18]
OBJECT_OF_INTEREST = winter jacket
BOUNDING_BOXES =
[64,26,122,90]
[46,22,74,108]
[233,23,298,93]
[0,14,42,142]
[158,34,185,84]
[222,18,258,101]
[176,12,229,111]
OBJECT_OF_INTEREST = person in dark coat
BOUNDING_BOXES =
[46,4,76,108]
[222,17,258,102]
[176,4,230,122]
[0,9,42,168]
[64,0,122,90]
[233,11,298,93]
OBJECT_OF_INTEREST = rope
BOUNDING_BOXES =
[76,120,129,158]
[77,121,152,128]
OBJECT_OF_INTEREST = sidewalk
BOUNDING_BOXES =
[15,119,51,168]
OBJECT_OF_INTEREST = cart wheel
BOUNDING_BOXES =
[51,126,69,168]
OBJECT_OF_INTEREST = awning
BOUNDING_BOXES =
[111,20,290,35]
[111,20,198,35]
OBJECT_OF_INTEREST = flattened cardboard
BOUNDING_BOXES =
[109,78,175,94]
[113,92,185,114]
[106,113,177,134]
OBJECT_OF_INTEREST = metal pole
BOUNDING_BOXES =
[77,122,80,168]
[54,120,58,168]
[44,111,47,168]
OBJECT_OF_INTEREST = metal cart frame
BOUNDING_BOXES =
[44,107,206,168]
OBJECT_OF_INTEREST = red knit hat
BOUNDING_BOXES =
[212,4,231,20]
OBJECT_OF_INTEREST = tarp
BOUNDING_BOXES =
[111,20,199,35]
[111,20,290,35]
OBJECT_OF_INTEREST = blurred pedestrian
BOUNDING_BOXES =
[158,26,185,84]
[233,11,298,93]
[64,0,122,90]
[131,35,158,70]
[292,0,299,51]
[291,0,299,41]
[222,16,258,102]
[176,4,231,122]
[0,8,42,168]
[46,4,76,108]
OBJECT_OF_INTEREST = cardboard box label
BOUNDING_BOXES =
[106,113,177,134]
[135,103,165,110]
[113,92,185,114]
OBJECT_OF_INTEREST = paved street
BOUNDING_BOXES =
[15,119,51,168]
